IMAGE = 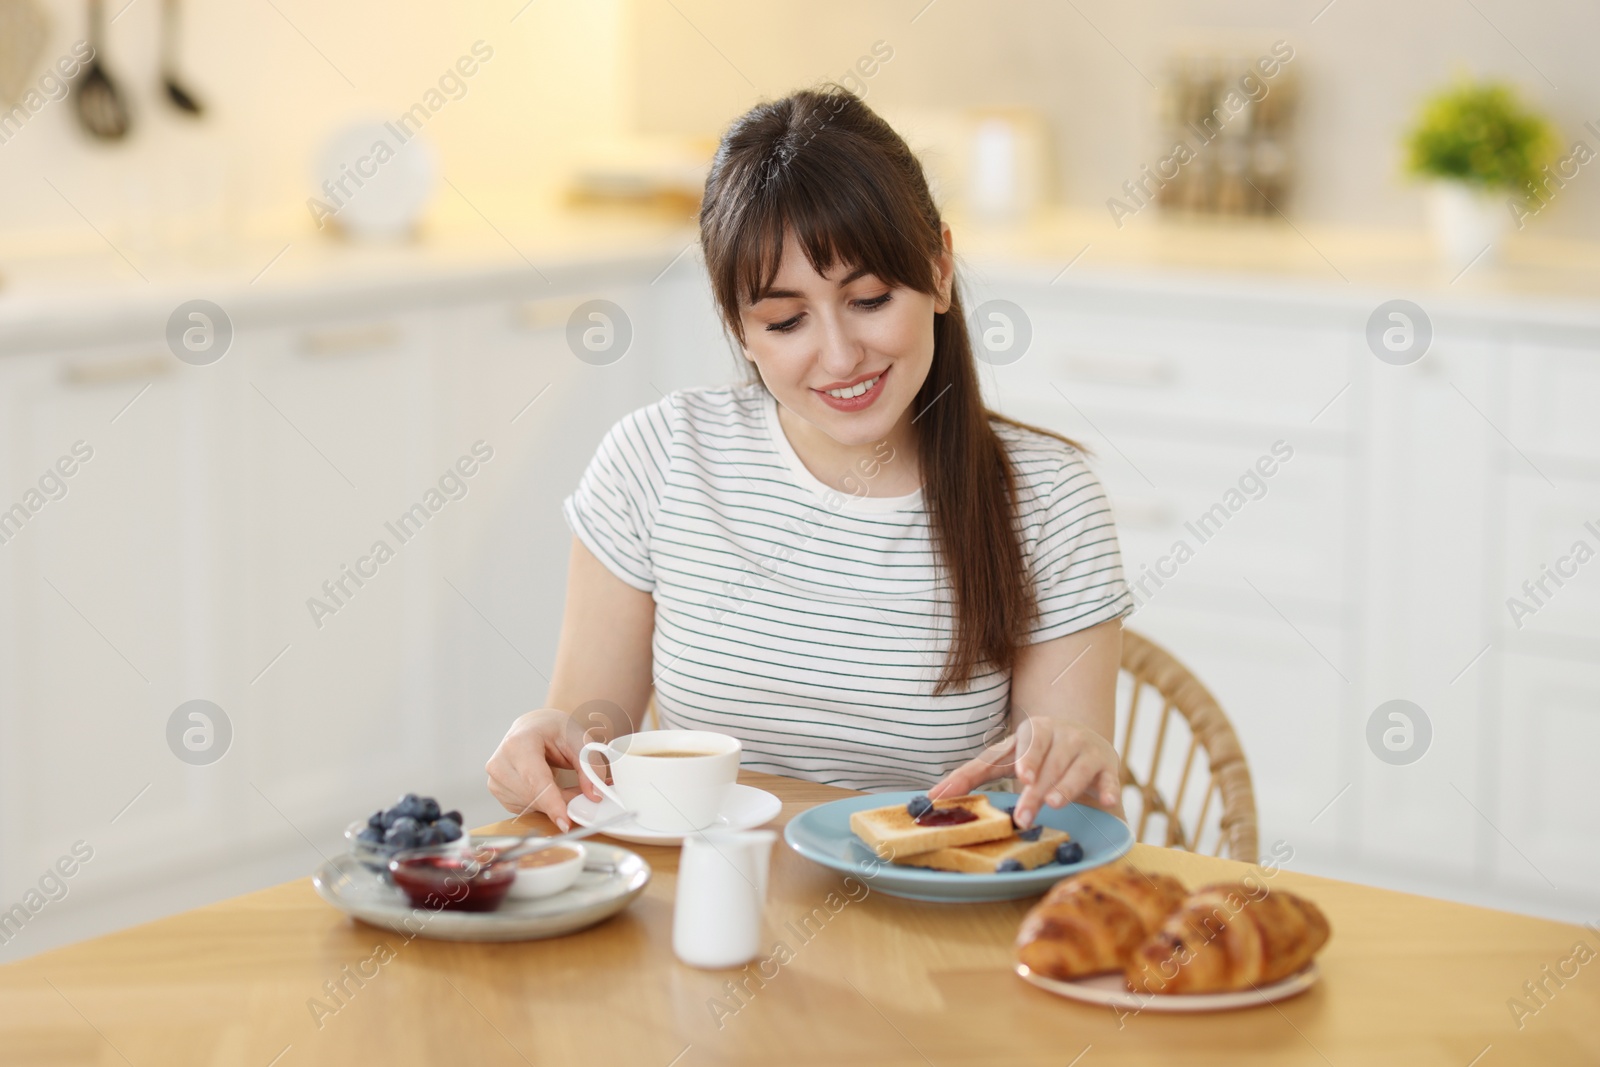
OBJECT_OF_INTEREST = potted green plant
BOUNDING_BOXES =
[1403,80,1556,266]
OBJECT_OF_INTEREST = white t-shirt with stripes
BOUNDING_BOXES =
[561,381,1132,792]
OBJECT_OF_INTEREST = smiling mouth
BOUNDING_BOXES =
[818,369,886,399]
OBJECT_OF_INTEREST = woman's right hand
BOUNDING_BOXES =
[486,708,604,831]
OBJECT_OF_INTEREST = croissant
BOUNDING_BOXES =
[1014,864,1188,980]
[1125,882,1330,994]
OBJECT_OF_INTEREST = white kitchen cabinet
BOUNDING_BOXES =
[1499,470,1600,647]
[1024,301,1357,433]
[3,243,1599,960]
[1506,338,1600,467]
[427,277,678,757]
[1343,330,1498,886]
[973,274,1365,874]
[1496,650,1600,902]
[430,287,628,765]
[0,267,693,958]
[968,267,1599,917]
[229,305,449,824]
[1119,602,1355,865]
[427,292,580,760]
[0,336,242,943]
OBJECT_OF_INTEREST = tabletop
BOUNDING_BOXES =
[1,771,1595,1067]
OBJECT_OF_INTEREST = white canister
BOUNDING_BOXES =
[966,109,1049,224]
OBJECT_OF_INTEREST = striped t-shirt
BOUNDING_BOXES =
[561,381,1132,791]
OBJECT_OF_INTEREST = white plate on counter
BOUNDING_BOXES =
[312,840,650,942]
[1016,961,1320,1012]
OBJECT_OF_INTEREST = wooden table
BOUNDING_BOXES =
[2,771,1595,1066]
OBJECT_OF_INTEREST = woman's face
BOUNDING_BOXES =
[738,226,954,449]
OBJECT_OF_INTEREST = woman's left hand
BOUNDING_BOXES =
[927,715,1122,829]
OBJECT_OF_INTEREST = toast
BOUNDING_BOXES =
[893,827,1070,872]
[848,793,1014,859]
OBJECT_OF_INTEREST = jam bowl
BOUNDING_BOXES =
[388,844,517,913]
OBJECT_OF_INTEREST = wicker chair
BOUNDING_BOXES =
[642,628,1258,862]
[1116,629,1258,862]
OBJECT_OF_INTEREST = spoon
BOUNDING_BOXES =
[159,0,203,115]
[73,0,130,140]
[479,809,639,867]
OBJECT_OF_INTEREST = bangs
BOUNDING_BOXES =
[702,93,942,337]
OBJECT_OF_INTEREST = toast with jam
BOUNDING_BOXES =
[893,825,1073,873]
[848,793,1014,860]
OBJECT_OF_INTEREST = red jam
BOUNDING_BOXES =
[914,807,978,827]
[390,852,515,912]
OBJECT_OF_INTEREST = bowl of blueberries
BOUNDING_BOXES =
[347,793,467,876]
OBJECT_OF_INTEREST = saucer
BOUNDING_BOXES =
[566,784,782,844]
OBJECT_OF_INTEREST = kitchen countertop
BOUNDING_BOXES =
[3,203,1599,350]
[0,769,1594,1066]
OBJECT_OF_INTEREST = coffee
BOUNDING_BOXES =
[635,749,718,759]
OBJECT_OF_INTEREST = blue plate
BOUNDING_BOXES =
[783,791,1134,902]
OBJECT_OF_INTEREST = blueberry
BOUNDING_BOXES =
[417,823,445,847]
[394,794,428,820]
[996,858,1024,872]
[356,826,383,846]
[418,796,441,822]
[1017,826,1042,842]
[1055,841,1084,865]
[442,810,463,827]
[906,795,933,819]
[384,816,420,850]
[998,804,1018,829]
[434,817,462,841]
[378,808,402,829]
[366,810,386,830]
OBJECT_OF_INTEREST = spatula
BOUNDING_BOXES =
[73,0,129,139]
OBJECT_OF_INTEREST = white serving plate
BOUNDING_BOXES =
[1016,961,1320,1012]
[312,841,649,942]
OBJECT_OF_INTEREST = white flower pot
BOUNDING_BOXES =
[1424,181,1512,269]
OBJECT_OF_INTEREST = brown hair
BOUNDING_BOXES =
[698,85,1084,695]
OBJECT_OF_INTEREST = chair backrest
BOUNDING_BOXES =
[1117,629,1259,863]
[643,628,1259,862]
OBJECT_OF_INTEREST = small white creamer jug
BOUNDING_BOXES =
[672,829,775,969]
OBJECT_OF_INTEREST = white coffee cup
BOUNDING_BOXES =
[578,729,740,833]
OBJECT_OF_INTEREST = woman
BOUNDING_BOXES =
[487,86,1132,834]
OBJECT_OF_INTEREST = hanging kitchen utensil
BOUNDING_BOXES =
[73,0,130,139]
[0,0,49,108]
[160,0,202,115]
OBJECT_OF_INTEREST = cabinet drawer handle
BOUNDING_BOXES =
[1062,352,1175,388]
[60,354,173,386]
[299,324,400,357]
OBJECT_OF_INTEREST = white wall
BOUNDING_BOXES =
[0,0,629,251]
[628,0,1600,239]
